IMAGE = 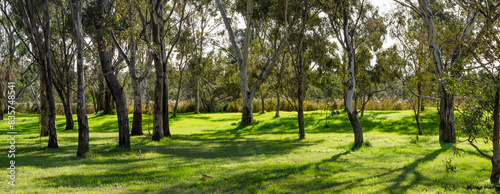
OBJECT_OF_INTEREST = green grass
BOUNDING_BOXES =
[0,109,496,193]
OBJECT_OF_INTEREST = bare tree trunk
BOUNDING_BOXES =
[55,87,74,130]
[298,79,305,139]
[261,91,265,113]
[491,89,500,183]
[241,91,254,125]
[162,68,171,137]
[215,0,253,125]
[73,0,89,157]
[131,86,143,135]
[342,2,363,146]
[0,93,3,120]
[275,90,280,117]
[194,78,200,114]
[151,0,165,141]
[439,88,455,142]
[173,69,183,117]
[39,69,49,136]
[417,0,476,143]
[417,82,422,135]
[96,0,130,148]
[43,1,58,148]
[103,89,112,114]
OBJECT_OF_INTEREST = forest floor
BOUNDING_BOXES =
[0,109,496,193]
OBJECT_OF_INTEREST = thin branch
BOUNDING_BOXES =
[468,137,493,160]
[402,80,440,101]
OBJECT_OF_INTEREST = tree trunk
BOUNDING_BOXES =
[0,80,4,120]
[439,88,455,143]
[240,90,254,125]
[0,101,3,120]
[39,67,49,137]
[491,89,500,183]
[151,0,165,141]
[96,0,130,148]
[44,1,58,148]
[162,68,171,137]
[343,2,363,146]
[215,0,254,126]
[261,91,265,113]
[103,89,112,114]
[131,86,143,135]
[298,80,305,139]
[74,0,90,157]
[417,83,422,135]
[195,77,200,114]
[275,90,280,117]
[348,110,363,145]
[418,0,461,143]
[173,69,184,117]
[62,97,74,130]
[241,91,254,125]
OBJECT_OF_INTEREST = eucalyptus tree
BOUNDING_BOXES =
[317,0,380,146]
[0,0,16,119]
[172,27,193,117]
[112,0,152,136]
[92,0,130,148]
[151,0,187,140]
[71,0,90,157]
[390,9,435,135]
[5,0,59,147]
[457,0,500,183]
[215,0,291,125]
[394,0,478,143]
[51,1,76,130]
[282,0,325,139]
[188,0,220,114]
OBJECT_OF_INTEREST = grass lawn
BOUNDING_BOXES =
[0,109,496,193]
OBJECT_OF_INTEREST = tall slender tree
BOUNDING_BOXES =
[394,0,478,143]
[72,0,90,157]
[8,0,59,147]
[95,0,130,148]
[215,0,290,125]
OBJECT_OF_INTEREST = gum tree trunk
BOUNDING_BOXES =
[298,79,305,139]
[43,1,58,148]
[173,68,184,117]
[39,69,49,136]
[275,90,280,117]
[96,0,130,148]
[491,89,500,183]
[54,86,74,130]
[261,91,265,113]
[417,0,476,143]
[215,0,287,125]
[195,79,200,114]
[74,0,90,157]
[162,68,171,137]
[151,0,166,141]
[439,88,455,142]
[342,1,363,146]
[241,91,255,125]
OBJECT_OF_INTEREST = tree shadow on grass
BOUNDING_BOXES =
[382,144,450,193]
[202,110,441,137]
[154,144,450,193]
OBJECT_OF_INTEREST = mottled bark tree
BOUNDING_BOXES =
[11,0,59,147]
[215,0,289,125]
[394,0,477,143]
[72,0,90,157]
[95,0,130,148]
